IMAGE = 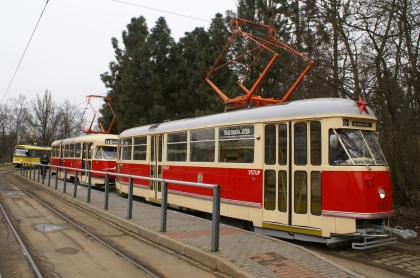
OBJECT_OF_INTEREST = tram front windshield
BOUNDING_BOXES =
[329,129,387,166]
[14,149,27,156]
[95,146,117,159]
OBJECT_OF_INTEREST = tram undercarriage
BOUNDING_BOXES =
[255,221,417,250]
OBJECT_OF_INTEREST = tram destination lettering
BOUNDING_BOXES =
[219,125,254,139]
[105,139,118,145]
[352,121,372,127]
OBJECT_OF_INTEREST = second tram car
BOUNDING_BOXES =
[51,134,118,187]
[115,98,416,248]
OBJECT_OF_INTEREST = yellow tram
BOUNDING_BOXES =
[12,145,51,167]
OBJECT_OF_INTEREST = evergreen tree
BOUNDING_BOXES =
[100,16,150,133]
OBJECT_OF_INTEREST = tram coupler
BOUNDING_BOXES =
[371,224,418,239]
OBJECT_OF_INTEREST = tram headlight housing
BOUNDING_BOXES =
[378,188,386,199]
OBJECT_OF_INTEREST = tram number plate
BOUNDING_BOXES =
[378,202,388,210]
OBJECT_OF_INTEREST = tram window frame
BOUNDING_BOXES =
[310,122,321,166]
[69,144,75,158]
[167,132,187,162]
[294,171,307,214]
[133,136,147,161]
[264,170,276,210]
[121,138,133,160]
[311,171,322,216]
[278,124,288,165]
[278,171,287,212]
[219,125,255,163]
[75,143,81,158]
[64,144,69,157]
[264,125,276,165]
[190,129,215,162]
[294,123,307,166]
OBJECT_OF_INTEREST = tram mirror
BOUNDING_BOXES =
[329,134,339,148]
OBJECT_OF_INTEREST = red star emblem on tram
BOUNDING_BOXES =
[355,95,369,114]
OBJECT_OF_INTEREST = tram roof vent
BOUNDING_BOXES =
[148,123,162,131]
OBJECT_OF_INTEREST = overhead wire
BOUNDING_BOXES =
[1,0,50,105]
[111,0,210,22]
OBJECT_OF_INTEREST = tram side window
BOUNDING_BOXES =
[310,122,321,166]
[294,171,307,214]
[121,138,133,160]
[219,125,254,163]
[69,144,75,158]
[278,171,287,212]
[133,137,147,160]
[264,125,276,165]
[311,171,322,216]
[264,170,276,210]
[190,129,215,162]
[64,144,69,157]
[278,124,287,165]
[294,123,307,165]
[167,132,187,162]
[75,143,81,158]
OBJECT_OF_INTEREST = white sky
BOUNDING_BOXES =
[0,0,237,111]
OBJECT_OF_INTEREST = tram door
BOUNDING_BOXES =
[81,143,93,183]
[290,121,322,228]
[149,135,163,201]
[262,121,322,229]
[262,123,289,224]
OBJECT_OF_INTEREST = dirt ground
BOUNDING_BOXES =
[390,205,420,246]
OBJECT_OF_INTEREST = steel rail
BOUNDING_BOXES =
[0,203,44,278]
[4,172,161,278]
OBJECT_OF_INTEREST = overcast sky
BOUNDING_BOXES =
[0,0,237,112]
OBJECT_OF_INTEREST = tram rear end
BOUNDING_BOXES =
[321,125,416,249]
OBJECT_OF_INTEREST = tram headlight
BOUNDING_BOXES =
[378,188,386,199]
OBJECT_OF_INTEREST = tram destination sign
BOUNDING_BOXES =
[105,139,118,144]
[352,121,372,127]
[219,125,254,139]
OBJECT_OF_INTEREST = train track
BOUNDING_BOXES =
[0,170,228,278]
[1,170,159,278]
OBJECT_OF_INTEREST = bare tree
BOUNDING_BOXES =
[24,89,62,146]
[8,94,28,146]
[0,104,14,164]
[57,99,83,139]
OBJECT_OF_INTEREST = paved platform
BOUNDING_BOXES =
[16,171,361,278]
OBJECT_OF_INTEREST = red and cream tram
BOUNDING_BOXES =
[51,134,118,187]
[115,98,416,248]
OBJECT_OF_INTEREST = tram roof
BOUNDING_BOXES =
[51,133,118,146]
[120,98,376,137]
